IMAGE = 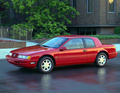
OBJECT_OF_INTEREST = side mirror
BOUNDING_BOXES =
[59,47,67,51]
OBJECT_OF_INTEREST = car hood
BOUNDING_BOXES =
[11,45,53,54]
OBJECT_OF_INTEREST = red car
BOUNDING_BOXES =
[6,35,117,73]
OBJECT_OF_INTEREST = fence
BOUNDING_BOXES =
[0,26,33,40]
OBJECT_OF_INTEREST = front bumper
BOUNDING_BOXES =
[6,55,37,69]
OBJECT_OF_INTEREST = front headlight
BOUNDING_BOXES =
[18,55,31,59]
[9,52,12,56]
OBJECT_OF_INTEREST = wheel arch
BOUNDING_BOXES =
[97,51,109,59]
[37,55,56,66]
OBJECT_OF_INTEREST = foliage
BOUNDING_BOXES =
[0,0,14,26]
[114,27,120,34]
[89,35,120,40]
[2,0,79,38]
[11,23,33,38]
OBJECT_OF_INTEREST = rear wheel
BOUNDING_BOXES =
[95,52,107,67]
[37,56,54,73]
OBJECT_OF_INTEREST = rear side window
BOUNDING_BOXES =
[84,38,95,48]
[63,38,84,49]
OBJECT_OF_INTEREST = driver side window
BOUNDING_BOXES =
[63,38,84,49]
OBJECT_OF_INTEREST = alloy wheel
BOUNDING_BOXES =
[98,55,106,66]
[41,59,52,72]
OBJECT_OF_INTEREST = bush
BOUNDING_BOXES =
[89,35,120,40]
[114,27,120,34]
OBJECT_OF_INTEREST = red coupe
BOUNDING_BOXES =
[6,35,117,73]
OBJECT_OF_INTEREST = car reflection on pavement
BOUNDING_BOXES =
[4,65,116,93]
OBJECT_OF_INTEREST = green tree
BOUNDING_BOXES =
[3,0,79,38]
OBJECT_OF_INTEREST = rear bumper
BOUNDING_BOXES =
[6,55,37,69]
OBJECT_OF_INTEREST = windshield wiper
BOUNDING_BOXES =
[37,44,40,46]
[41,45,49,47]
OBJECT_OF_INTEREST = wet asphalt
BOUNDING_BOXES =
[0,53,120,93]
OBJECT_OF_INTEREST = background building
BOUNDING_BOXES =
[68,0,120,35]
[0,0,120,36]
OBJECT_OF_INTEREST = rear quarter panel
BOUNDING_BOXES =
[92,37,117,59]
[98,44,117,59]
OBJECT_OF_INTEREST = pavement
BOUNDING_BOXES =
[0,38,120,59]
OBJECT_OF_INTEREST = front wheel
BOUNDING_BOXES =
[95,52,107,67]
[37,56,54,73]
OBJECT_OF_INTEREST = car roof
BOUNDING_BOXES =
[57,35,96,39]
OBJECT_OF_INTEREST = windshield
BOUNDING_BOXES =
[39,37,68,48]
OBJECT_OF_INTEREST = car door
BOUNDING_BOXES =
[58,38,88,66]
[83,38,98,63]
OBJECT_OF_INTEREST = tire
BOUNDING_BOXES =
[37,56,54,73]
[94,52,107,67]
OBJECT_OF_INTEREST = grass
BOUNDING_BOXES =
[89,34,120,40]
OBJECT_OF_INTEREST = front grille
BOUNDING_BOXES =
[12,53,18,58]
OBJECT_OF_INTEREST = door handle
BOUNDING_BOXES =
[83,50,87,52]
